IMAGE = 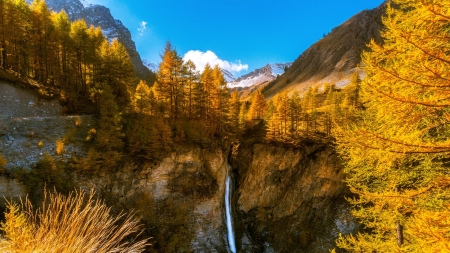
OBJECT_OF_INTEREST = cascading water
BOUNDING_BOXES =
[225,167,237,253]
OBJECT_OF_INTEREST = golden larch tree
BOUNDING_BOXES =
[334,0,450,252]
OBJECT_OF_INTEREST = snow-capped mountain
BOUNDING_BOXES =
[31,0,155,82]
[228,63,292,88]
[143,59,158,73]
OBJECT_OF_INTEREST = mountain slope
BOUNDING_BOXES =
[262,4,385,98]
[222,69,236,83]
[40,0,156,84]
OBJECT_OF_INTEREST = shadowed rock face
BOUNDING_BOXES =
[263,3,385,98]
[77,147,231,252]
[231,142,357,252]
[38,0,156,84]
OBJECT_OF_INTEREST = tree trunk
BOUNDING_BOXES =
[397,221,403,247]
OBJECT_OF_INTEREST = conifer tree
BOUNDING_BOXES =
[238,102,249,133]
[0,0,7,69]
[275,91,289,138]
[288,91,301,137]
[30,0,51,83]
[183,59,198,119]
[70,19,89,94]
[334,0,450,251]
[7,0,30,76]
[95,39,134,107]
[156,41,183,120]
[247,90,267,121]
[201,63,214,128]
[212,64,229,133]
[228,90,241,133]
[126,114,162,161]
[132,80,151,114]
[51,10,71,88]
[93,84,124,169]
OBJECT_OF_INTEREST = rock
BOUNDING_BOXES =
[233,142,353,252]
[7,135,14,141]
[76,146,229,252]
[0,177,25,199]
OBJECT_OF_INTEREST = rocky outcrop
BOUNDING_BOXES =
[76,146,230,252]
[231,142,357,252]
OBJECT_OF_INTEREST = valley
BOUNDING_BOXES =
[0,0,448,252]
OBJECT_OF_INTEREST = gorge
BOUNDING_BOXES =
[0,80,357,252]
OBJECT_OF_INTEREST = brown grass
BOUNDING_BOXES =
[0,189,149,253]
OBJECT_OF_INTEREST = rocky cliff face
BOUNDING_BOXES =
[231,142,357,252]
[77,146,230,252]
[37,0,156,83]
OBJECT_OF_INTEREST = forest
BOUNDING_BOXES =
[0,0,449,252]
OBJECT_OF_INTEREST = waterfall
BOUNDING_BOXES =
[225,168,236,253]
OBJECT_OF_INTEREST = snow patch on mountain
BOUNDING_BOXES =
[229,63,292,88]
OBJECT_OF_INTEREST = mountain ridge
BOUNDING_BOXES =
[261,3,385,98]
[229,63,292,88]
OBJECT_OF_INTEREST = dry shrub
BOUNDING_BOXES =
[37,140,44,148]
[0,189,149,253]
[75,116,82,127]
[86,128,97,142]
[56,138,65,155]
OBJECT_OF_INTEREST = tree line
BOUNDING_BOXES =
[263,73,361,143]
[125,42,248,161]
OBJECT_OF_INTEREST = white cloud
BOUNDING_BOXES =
[183,50,248,73]
[138,21,147,36]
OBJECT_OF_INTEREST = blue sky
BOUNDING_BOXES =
[87,0,384,76]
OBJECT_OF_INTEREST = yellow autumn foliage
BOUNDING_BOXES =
[334,0,450,252]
